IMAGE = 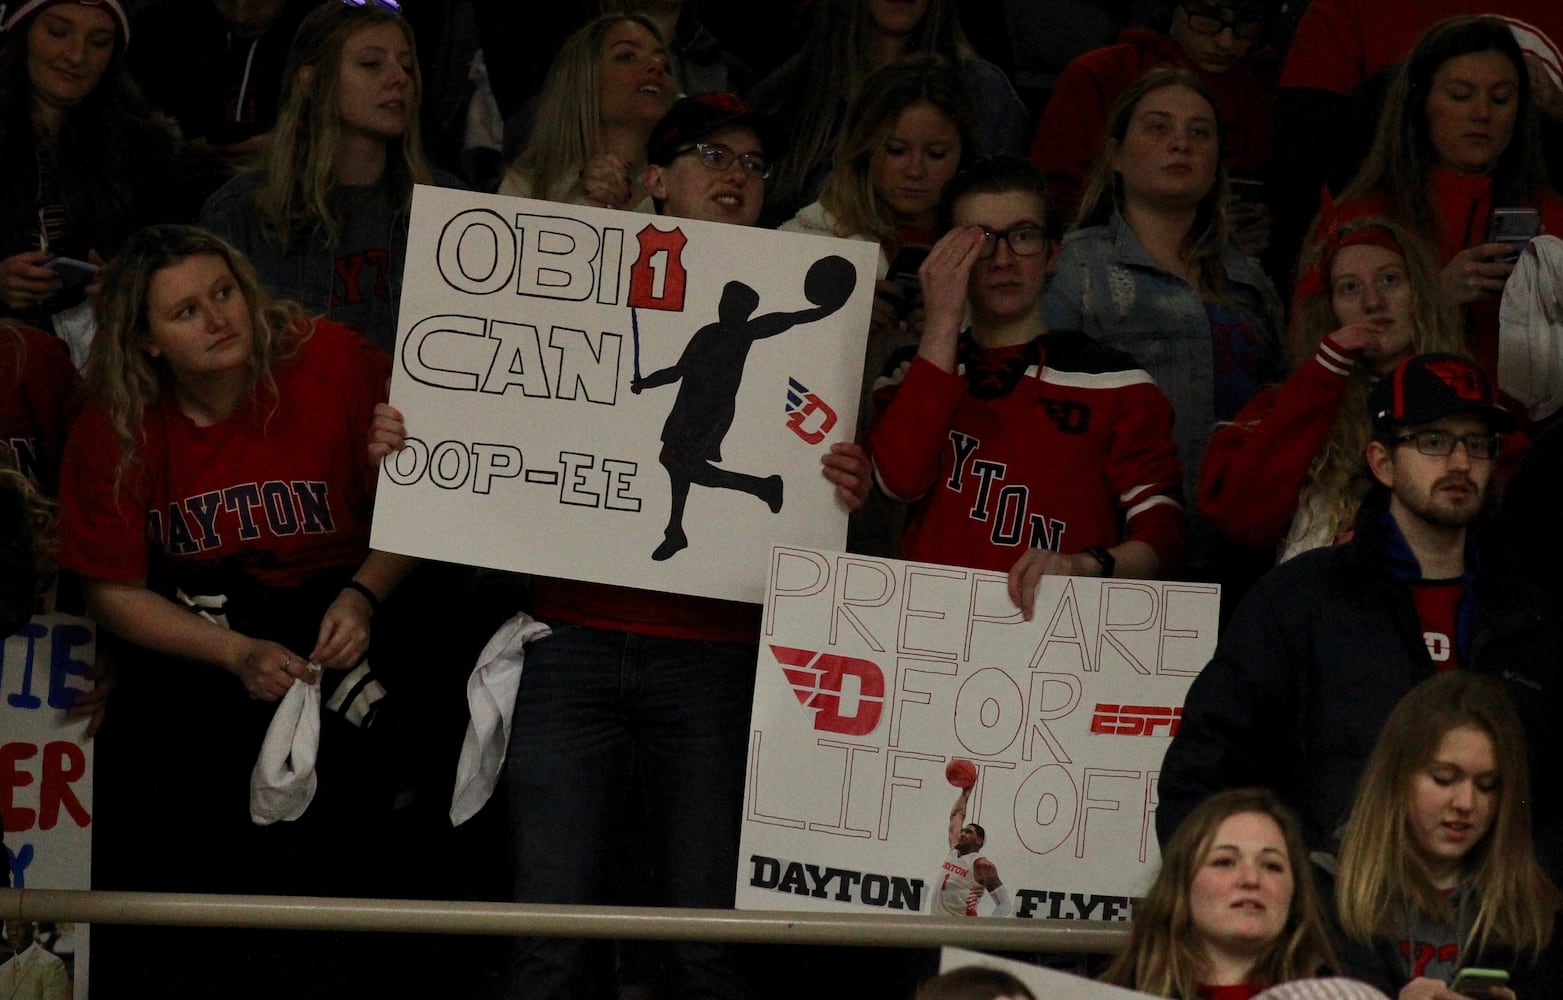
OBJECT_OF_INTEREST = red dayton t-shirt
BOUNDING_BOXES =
[0,323,79,495]
[57,320,389,588]
[1411,577,1465,672]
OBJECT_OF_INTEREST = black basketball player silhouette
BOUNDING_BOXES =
[631,255,855,560]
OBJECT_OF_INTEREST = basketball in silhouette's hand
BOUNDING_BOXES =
[946,758,977,789]
[803,254,855,310]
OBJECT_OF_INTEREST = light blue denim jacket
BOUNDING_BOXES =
[1042,210,1284,508]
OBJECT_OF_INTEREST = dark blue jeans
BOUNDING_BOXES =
[501,622,756,1000]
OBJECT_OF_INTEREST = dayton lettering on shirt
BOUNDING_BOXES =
[946,430,1068,550]
[333,250,392,308]
[146,480,337,554]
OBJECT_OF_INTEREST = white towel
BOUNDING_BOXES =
[1498,234,1563,421]
[250,677,321,825]
[449,612,551,826]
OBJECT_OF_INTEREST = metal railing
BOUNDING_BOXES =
[0,888,1131,952]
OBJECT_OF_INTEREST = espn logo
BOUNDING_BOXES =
[1090,703,1181,737]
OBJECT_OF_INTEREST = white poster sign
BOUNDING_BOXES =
[937,947,1153,997]
[371,187,878,603]
[2,613,95,999]
[738,547,1218,920]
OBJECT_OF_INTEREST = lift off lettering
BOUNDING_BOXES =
[744,548,1217,873]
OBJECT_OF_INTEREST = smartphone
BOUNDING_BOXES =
[46,256,98,291]
[1487,207,1541,263]
[886,243,929,318]
[1450,967,1509,998]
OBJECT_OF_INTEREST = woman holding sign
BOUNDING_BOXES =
[55,224,415,995]
[199,1,461,355]
[1103,787,1337,998]
[1328,673,1561,998]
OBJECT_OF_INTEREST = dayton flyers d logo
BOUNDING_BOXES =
[770,645,883,735]
[784,378,838,445]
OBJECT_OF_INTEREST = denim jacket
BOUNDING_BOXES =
[1042,210,1284,504]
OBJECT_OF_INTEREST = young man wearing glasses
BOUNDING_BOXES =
[1028,0,1278,230]
[643,91,774,227]
[868,157,1186,617]
[494,92,872,1000]
[1157,353,1563,869]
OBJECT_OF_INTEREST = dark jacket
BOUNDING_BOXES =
[1156,498,1563,874]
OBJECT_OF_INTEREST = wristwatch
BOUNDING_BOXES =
[1083,545,1115,578]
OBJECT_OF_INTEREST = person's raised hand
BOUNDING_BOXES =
[0,250,63,311]
[1442,243,1515,306]
[580,153,635,209]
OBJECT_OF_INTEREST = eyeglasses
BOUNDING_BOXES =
[1180,5,1264,39]
[342,0,402,12]
[1390,429,1501,460]
[977,225,1049,259]
[672,142,772,180]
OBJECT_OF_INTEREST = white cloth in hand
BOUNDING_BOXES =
[449,611,551,826]
[250,677,321,825]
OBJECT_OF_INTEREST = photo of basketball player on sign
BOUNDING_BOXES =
[937,759,1011,917]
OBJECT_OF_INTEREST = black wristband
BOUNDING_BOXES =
[1083,546,1116,579]
[343,579,380,615]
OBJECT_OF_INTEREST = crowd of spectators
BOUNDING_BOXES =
[5,0,1563,998]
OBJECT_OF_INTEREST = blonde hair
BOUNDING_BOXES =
[1075,68,1237,305]
[1103,788,1337,998]
[1336,673,1560,961]
[1288,217,1465,545]
[817,54,974,251]
[257,3,432,251]
[85,225,309,488]
[508,13,666,203]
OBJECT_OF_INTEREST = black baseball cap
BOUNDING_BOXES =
[646,92,783,166]
[1369,353,1516,435]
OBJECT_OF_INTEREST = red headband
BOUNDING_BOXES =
[1292,188,1403,301]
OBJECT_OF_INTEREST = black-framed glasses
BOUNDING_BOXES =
[977,225,1049,259]
[1180,5,1264,39]
[342,0,402,12]
[1391,429,1501,461]
[673,142,772,180]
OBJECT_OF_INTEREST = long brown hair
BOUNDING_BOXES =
[1336,673,1560,960]
[1338,16,1551,239]
[256,2,432,250]
[755,0,969,218]
[1103,788,1337,998]
[817,54,975,250]
[1075,67,1235,302]
[85,225,308,488]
